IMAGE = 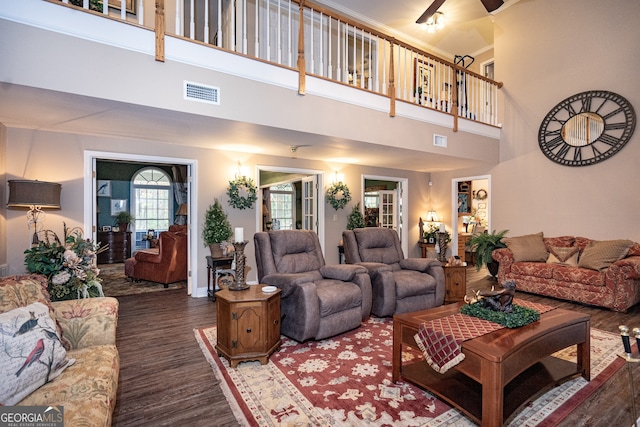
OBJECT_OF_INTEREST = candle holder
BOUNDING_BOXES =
[229,240,250,291]
[437,232,448,263]
[618,325,640,427]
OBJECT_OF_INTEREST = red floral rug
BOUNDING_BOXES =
[195,317,625,426]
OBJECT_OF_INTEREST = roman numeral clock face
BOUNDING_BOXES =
[538,91,636,166]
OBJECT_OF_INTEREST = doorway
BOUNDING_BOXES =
[451,175,491,262]
[256,165,325,250]
[361,174,409,256]
[84,151,198,296]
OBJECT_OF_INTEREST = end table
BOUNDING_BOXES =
[215,285,281,367]
[443,262,467,303]
[206,255,234,301]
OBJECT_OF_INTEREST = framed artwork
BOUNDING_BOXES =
[413,59,433,102]
[97,180,111,197]
[102,0,136,14]
[111,199,127,216]
[102,225,112,232]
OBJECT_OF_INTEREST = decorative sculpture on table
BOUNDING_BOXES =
[464,280,516,313]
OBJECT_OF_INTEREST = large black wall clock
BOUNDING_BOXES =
[538,90,636,166]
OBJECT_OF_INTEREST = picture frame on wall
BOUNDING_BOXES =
[97,180,111,197]
[413,58,433,104]
[111,199,127,216]
[103,0,136,14]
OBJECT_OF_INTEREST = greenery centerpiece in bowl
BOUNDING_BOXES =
[202,199,232,257]
[468,229,509,278]
[24,223,105,301]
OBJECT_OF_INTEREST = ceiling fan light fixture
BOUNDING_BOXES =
[422,12,445,33]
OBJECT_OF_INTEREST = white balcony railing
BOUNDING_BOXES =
[56,0,502,129]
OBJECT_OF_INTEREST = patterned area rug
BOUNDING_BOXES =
[98,263,186,297]
[195,317,625,427]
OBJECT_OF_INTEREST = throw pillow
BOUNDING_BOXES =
[503,232,548,262]
[0,275,70,350]
[578,239,634,271]
[0,302,75,405]
[547,246,580,266]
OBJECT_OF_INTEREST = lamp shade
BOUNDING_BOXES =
[176,203,188,216]
[7,180,62,209]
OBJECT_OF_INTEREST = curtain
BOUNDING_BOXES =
[172,165,188,225]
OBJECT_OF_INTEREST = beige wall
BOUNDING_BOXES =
[433,0,640,242]
[3,128,432,291]
[0,123,6,268]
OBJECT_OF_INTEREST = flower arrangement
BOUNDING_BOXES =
[326,181,351,210]
[24,223,105,301]
[227,176,258,210]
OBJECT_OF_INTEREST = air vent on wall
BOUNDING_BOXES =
[433,134,447,147]
[184,81,220,105]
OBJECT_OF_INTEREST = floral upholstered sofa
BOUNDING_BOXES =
[0,274,119,426]
[492,233,640,312]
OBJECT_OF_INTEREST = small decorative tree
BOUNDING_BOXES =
[202,199,232,257]
[346,203,366,230]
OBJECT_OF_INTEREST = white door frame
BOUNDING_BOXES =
[256,165,325,251]
[450,174,491,257]
[84,151,198,296]
[361,174,409,256]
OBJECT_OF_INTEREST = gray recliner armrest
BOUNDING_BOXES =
[261,271,321,297]
[320,264,367,281]
[400,258,442,272]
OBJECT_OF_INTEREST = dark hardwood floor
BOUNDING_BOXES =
[112,267,640,426]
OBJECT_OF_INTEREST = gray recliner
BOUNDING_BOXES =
[342,228,445,317]
[254,230,372,342]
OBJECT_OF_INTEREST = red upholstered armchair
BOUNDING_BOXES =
[124,225,187,286]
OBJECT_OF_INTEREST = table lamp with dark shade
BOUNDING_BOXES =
[7,179,62,245]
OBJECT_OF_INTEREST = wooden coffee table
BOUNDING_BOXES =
[393,303,590,427]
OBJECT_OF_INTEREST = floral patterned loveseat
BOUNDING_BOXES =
[0,274,119,426]
[493,234,640,312]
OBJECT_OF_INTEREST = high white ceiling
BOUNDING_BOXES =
[0,0,511,172]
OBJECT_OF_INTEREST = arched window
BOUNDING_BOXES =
[132,168,172,249]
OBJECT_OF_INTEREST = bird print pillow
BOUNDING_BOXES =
[0,302,75,405]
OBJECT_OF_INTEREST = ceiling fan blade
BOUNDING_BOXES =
[480,0,504,13]
[416,0,447,24]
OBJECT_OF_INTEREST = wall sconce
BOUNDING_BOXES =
[7,179,62,245]
[426,210,438,223]
[332,171,345,184]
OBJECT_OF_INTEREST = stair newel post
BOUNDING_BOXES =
[297,0,306,95]
[155,0,165,62]
[388,38,396,117]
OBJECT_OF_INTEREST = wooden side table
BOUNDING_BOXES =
[443,263,467,303]
[418,241,435,258]
[215,285,281,368]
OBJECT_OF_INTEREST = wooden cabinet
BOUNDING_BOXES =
[97,231,132,264]
[443,263,467,304]
[215,286,281,368]
[458,234,472,258]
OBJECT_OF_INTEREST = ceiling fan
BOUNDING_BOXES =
[416,0,504,24]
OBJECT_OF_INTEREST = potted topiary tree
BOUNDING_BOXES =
[202,199,232,258]
[468,229,509,278]
[346,203,366,230]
